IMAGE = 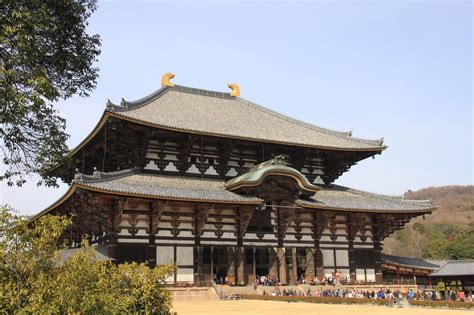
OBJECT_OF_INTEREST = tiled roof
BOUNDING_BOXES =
[431,260,474,277]
[72,169,432,213]
[75,169,262,205]
[381,254,440,270]
[107,85,385,151]
[296,185,434,213]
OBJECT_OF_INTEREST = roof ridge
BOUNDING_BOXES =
[341,186,433,207]
[107,86,171,112]
[73,167,140,183]
[330,184,404,201]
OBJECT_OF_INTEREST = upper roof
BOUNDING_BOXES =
[381,254,440,270]
[431,260,474,277]
[33,167,434,220]
[106,84,386,151]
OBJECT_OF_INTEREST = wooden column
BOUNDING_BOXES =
[269,247,278,279]
[277,247,287,285]
[372,215,383,284]
[194,205,202,286]
[236,246,245,285]
[195,246,203,286]
[107,200,123,260]
[291,247,298,284]
[227,247,236,285]
[347,214,357,283]
[147,203,156,267]
[306,248,315,282]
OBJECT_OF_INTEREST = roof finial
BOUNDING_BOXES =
[162,72,175,87]
[228,83,240,97]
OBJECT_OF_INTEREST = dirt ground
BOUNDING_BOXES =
[172,300,471,315]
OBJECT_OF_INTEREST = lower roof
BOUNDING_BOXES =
[381,254,440,270]
[431,260,474,277]
[33,169,434,220]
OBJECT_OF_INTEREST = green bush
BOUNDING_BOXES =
[0,206,175,314]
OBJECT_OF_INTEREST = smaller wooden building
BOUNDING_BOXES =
[431,260,474,293]
[381,254,440,288]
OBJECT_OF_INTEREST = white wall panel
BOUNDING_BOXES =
[366,269,376,282]
[156,246,174,265]
[322,249,334,266]
[335,250,349,267]
[176,268,194,282]
[176,246,193,265]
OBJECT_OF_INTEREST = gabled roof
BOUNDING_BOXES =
[106,84,385,151]
[431,260,474,277]
[381,254,440,270]
[225,155,320,195]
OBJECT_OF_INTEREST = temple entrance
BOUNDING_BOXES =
[213,267,227,284]
[201,247,228,284]
[255,248,270,277]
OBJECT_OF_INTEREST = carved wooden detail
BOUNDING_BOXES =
[127,213,139,236]
[170,211,181,237]
[192,204,213,236]
[293,211,303,241]
[239,207,254,237]
[312,210,331,241]
[147,201,167,234]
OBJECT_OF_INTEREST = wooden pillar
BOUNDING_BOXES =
[148,205,156,267]
[291,247,298,284]
[277,247,287,285]
[306,248,315,282]
[195,246,203,286]
[194,205,202,286]
[373,240,383,283]
[236,247,245,285]
[107,200,122,261]
[269,247,278,279]
[347,214,357,283]
[314,247,324,281]
[227,247,236,285]
[372,215,383,284]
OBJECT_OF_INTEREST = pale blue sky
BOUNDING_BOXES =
[1,0,472,215]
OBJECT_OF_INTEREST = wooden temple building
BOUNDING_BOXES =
[33,73,435,286]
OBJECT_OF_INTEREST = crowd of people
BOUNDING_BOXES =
[251,274,473,303]
[416,289,473,302]
[252,275,279,288]
[263,287,404,300]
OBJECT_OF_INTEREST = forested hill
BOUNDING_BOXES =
[383,185,474,259]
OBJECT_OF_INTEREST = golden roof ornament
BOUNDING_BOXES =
[161,72,175,87]
[228,83,240,97]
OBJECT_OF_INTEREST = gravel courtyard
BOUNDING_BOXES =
[172,300,471,315]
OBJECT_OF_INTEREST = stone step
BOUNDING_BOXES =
[169,287,218,301]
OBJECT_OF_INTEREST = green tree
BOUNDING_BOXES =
[0,0,101,186]
[0,205,174,314]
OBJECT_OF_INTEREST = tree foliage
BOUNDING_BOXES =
[0,0,101,186]
[0,206,174,314]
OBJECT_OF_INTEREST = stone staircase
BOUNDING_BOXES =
[169,287,218,301]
